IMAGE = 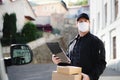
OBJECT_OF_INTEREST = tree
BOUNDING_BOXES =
[2,13,17,45]
[2,13,10,38]
[77,0,88,5]
[68,0,88,6]
[9,13,17,38]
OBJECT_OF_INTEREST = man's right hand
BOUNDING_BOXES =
[52,54,61,64]
[81,73,90,80]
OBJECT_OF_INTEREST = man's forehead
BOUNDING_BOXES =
[78,18,89,21]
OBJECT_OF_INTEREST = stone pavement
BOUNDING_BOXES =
[7,64,120,80]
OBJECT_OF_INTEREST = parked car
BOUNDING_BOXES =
[0,42,33,80]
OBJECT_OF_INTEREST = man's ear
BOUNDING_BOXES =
[87,20,90,26]
[75,21,78,28]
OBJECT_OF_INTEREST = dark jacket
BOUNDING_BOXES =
[67,32,106,80]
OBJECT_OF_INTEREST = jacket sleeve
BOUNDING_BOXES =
[88,40,106,80]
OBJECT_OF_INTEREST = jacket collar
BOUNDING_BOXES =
[76,32,90,39]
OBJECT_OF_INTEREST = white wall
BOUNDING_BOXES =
[33,16,50,25]
[90,0,120,69]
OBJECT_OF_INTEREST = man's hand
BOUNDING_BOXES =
[81,73,90,80]
[52,54,61,64]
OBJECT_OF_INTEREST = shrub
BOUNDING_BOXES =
[21,22,43,42]
[14,32,27,44]
[36,31,43,38]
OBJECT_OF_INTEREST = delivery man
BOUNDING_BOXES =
[52,13,106,80]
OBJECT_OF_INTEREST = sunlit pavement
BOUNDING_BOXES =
[99,67,120,80]
[7,64,120,80]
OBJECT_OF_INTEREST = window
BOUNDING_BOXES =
[115,0,118,19]
[112,36,116,59]
[97,13,100,30]
[105,3,107,26]
[110,30,116,59]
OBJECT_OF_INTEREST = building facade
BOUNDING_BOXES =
[0,0,35,35]
[31,1,68,25]
[32,1,68,17]
[66,6,81,18]
[90,0,120,70]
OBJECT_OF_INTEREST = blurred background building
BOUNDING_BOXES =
[90,0,120,71]
[0,0,91,66]
[0,0,35,33]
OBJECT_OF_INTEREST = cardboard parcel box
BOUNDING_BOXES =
[57,66,82,75]
[52,66,82,80]
[52,71,82,80]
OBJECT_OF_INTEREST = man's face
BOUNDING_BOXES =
[77,18,90,32]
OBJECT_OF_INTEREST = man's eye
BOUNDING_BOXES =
[79,21,83,23]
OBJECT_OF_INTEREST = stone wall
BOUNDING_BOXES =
[51,13,78,45]
[27,33,67,64]
[61,18,78,46]
[29,17,78,64]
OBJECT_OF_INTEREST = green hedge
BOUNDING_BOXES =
[21,22,43,43]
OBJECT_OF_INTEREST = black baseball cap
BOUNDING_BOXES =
[77,13,89,21]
